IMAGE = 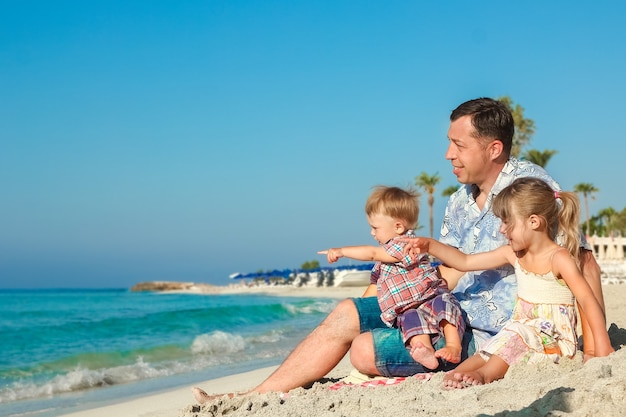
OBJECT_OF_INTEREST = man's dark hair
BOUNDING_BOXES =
[450,97,514,156]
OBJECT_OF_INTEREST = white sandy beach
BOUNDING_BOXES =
[60,283,626,417]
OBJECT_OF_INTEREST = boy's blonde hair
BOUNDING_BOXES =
[492,177,581,263]
[365,186,419,229]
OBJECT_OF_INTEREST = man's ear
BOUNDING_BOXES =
[395,222,406,234]
[489,140,504,161]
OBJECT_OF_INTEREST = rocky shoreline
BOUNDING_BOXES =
[130,281,198,292]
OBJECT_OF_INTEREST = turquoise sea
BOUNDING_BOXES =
[0,288,339,417]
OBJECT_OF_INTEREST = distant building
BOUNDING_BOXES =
[589,235,626,282]
[589,235,625,261]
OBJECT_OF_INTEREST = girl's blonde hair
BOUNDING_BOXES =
[492,177,581,263]
[365,186,419,229]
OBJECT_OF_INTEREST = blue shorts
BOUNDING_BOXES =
[353,296,476,377]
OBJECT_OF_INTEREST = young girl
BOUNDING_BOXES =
[404,177,614,388]
[319,185,465,369]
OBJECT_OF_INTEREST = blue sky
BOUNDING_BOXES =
[2,1,625,288]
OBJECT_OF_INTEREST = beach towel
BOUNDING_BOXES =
[328,369,432,390]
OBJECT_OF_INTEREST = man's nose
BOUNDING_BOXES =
[445,143,455,160]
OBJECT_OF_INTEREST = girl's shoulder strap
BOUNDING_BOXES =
[549,246,568,261]
[549,246,573,277]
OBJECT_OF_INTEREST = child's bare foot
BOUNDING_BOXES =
[442,370,485,389]
[414,372,434,381]
[442,371,465,389]
[192,387,237,404]
[442,371,483,389]
[457,370,484,386]
[435,345,462,364]
[410,341,439,369]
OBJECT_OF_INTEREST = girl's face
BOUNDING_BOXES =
[367,213,405,245]
[499,210,531,252]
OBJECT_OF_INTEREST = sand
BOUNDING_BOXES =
[60,284,626,417]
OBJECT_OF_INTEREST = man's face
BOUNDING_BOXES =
[445,115,493,185]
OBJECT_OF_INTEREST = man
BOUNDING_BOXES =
[433,98,604,358]
[194,97,605,401]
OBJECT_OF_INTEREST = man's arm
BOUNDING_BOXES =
[362,283,377,297]
[437,265,465,291]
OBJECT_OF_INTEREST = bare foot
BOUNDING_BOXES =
[410,341,439,369]
[442,371,466,390]
[414,372,434,381]
[442,370,485,390]
[457,370,485,386]
[442,371,482,389]
[435,345,462,364]
[192,387,237,404]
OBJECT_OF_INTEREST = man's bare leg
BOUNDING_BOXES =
[193,298,361,402]
[255,298,360,392]
[349,331,380,375]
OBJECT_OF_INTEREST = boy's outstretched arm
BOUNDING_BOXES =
[318,245,398,264]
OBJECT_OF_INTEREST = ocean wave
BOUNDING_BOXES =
[0,357,170,403]
[2,299,328,371]
[190,331,245,355]
[0,292,335,406]
[282,300,336,315]
[0,328,293,404]
[246,329,283,344]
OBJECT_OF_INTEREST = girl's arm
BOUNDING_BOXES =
[318,245,398,264]
[553,250,614,358]
[578,250,606,360]
[400,237,513,272]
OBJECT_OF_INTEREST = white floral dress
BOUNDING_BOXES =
[480,259,577,365]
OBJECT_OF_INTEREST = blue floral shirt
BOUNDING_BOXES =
[439,158,561,347]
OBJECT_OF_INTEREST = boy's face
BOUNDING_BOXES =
[367,213,405,245]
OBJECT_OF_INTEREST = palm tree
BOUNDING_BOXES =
[441,185,460,198]
[598,207,617,236]
[587,215,603,237]
[521,149,558,168]
[497,96,536,157]
[415,172,441,237]
[574,182,599,237]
